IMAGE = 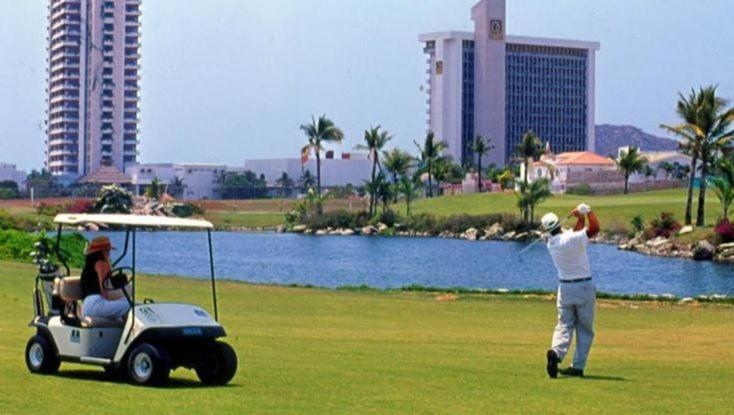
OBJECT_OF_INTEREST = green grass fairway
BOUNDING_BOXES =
[1,262,732,413]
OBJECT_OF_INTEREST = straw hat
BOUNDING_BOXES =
[85,236,116,255]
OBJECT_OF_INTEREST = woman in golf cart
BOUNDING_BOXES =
[80,236,130,319]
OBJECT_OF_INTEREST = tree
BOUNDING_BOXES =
[93,185,133,213]
[363,173,391,215]
[710,156,734,219]
[514,130,544,185]
[614,146,648,194]
[414,132,447,197]
[382,148,413,184]
[356,126,392,216]
[398,175,421,217]
[659,161,674,179]
[26,169,59,198]
[299,115,344,198]
[168,176,186,199]
[214,170,268,199]
[472,136,494,192]
[298,169,316,192]
[644,165,655,179]
[145,177,163,199]
[275,172,295,198]
[515,178,552,224]
[661,86,734,226]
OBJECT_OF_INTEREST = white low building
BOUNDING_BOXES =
[244,152,372,188]
[0,163,27,191]
[126,163,238,200]
[625,149,694,184]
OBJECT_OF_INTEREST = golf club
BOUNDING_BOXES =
[517,214,575,257]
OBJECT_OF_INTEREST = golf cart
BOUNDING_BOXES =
[25,213,237,386]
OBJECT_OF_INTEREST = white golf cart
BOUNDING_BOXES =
[25,214,237,386]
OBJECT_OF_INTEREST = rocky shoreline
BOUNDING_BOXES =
[278,222,734,264]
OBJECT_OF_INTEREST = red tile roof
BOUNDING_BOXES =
[554,151,615,166]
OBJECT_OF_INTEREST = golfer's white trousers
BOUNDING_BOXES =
[551,281,595,370]
[82,294,130,319]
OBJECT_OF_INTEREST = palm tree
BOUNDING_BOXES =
[710,156,734,219]
[275,172,295,198]
[614,146,648,194]
[298,169,316,192]
[299,115,345,198]
[658,161,674,179]
[356,126,392,216]
[382,148,413,184]
[661,86,734,226]
[398,175,421,217]
[514,130,544,185]
[145,177,163,199]
[414,132,447,197]
[472,136,494,192]
[515,178,552,224]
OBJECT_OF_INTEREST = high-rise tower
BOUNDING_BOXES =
[46,0,141,181]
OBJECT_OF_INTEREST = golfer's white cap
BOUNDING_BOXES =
[541,212,561,232]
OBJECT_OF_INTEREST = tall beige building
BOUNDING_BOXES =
[46,0,141,181]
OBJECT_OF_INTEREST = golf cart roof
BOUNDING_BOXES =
[53,213,214,229]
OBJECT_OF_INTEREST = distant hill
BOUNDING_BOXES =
[594,124,678,157]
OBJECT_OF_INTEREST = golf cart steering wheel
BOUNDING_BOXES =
[109,267,133,289]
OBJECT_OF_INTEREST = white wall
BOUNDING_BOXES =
[0,163,27,191]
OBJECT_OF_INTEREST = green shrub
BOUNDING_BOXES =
[566,184,594,196]
[630,215,645,233]
[373,210,400,227]
[647,212,681,238]
[405,213,438,234]
[303,209,370,230]
[0,230,86,268]
[36,202,64,217]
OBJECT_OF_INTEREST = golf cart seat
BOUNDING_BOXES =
[56,277,125,328]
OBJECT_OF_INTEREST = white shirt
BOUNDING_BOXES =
[546,229,591,280]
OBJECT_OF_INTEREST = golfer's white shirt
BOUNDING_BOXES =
[546,229,591,280]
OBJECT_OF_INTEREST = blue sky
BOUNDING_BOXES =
[1,0,733,171]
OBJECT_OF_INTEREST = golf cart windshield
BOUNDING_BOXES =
[51,214,219,322]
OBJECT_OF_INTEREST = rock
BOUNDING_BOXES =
[275,224,287,233]
[377,223,388,233]
[292,224,307,233]
[361,225,378,236]
[394,223,407,231]
[678,225,693,236]
[645,237,668,249]
[679,297,694,304]
[303,229,313,235]
[692,240,715,261]
[85,223,99,231]
[485,223,504,239]
[328,229,341,235]
[464,227,478,241]
[661,293,676,300]
[514,232,529,241]
[340,228,354,236]
[315,229,328,236]
[501,231,516,241]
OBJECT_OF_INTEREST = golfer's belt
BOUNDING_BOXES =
[559,277,592,284]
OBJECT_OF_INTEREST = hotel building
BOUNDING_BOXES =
[46,0,141,181]
[419,0,599,166]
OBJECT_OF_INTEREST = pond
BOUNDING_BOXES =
[90,232,734,297]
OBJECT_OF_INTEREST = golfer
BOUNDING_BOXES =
[542,203,600,378]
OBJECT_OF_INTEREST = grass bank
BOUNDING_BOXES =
[2,261,733,413]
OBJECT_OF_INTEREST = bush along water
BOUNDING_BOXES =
[0,230,86,268]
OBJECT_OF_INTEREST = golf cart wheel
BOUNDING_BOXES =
[127,343,171,386]
[25,335,60,374]
[195,341,238,385]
